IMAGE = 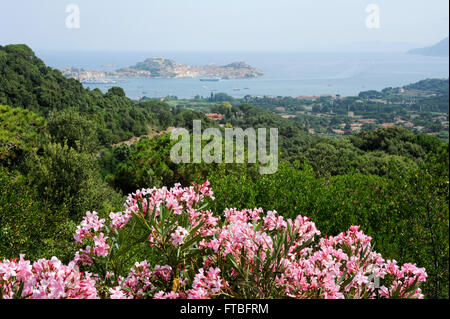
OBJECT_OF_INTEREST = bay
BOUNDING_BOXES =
[36,50,449,99]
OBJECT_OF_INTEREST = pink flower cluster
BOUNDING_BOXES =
[108,263,224,300]
[149,267,226,299]
[272,225,426,299]
[198,209,426,299]
[123,182,219,248]
[0,255,97,299]
[73,211,110,265]
[124,181,215,222]
[107,182,214,231]
[378,260,427,298]
[74,211,105,243]
[207,209,319,268]
[188,267,226,299]
[171,226,188,246]
[108,262,174,299]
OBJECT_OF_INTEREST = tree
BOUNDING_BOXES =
[107,87,126,97]
[0,105,45,166]
[46,109,100,154]
[27,142,121,220]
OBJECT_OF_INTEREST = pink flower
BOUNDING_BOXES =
[74,211,105,243]
[154,291,180,299]
[188,267,226,299]
[93,233,110,257]
[16,254,32,282]
[1,256,98,299]
[109,211,132,229]
[109,287,130,299]
[170,226,188,246]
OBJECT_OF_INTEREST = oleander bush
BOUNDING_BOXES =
[1,182,427,299]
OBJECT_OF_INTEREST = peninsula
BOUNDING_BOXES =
[60,57,264,82]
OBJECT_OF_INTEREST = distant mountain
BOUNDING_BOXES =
[407,37,449,57]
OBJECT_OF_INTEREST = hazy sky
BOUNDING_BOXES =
[0,0,448,51]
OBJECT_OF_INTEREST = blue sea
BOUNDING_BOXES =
[36,50,449,99]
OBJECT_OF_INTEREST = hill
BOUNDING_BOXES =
[117,57,264,79]
[407,37,449,57]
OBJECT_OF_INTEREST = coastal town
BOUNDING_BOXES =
[60,57,264,82]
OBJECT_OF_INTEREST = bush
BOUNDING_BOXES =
[0,167,77,262]
[26,142,122,221]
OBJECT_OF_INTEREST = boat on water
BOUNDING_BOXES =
[200,78,221,82]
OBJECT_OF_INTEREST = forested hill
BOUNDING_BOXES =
[403,78,449,94]
[0,44,145,145]
[0,44,212,146]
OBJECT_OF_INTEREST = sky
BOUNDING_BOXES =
[0,0,448,52]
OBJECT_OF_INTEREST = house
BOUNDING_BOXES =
[350,123,363,132]
[205,113,223,121]
[296,96,319,101]
[358,119,376,124]
[369,99,388,104]
[403,122,414,128]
